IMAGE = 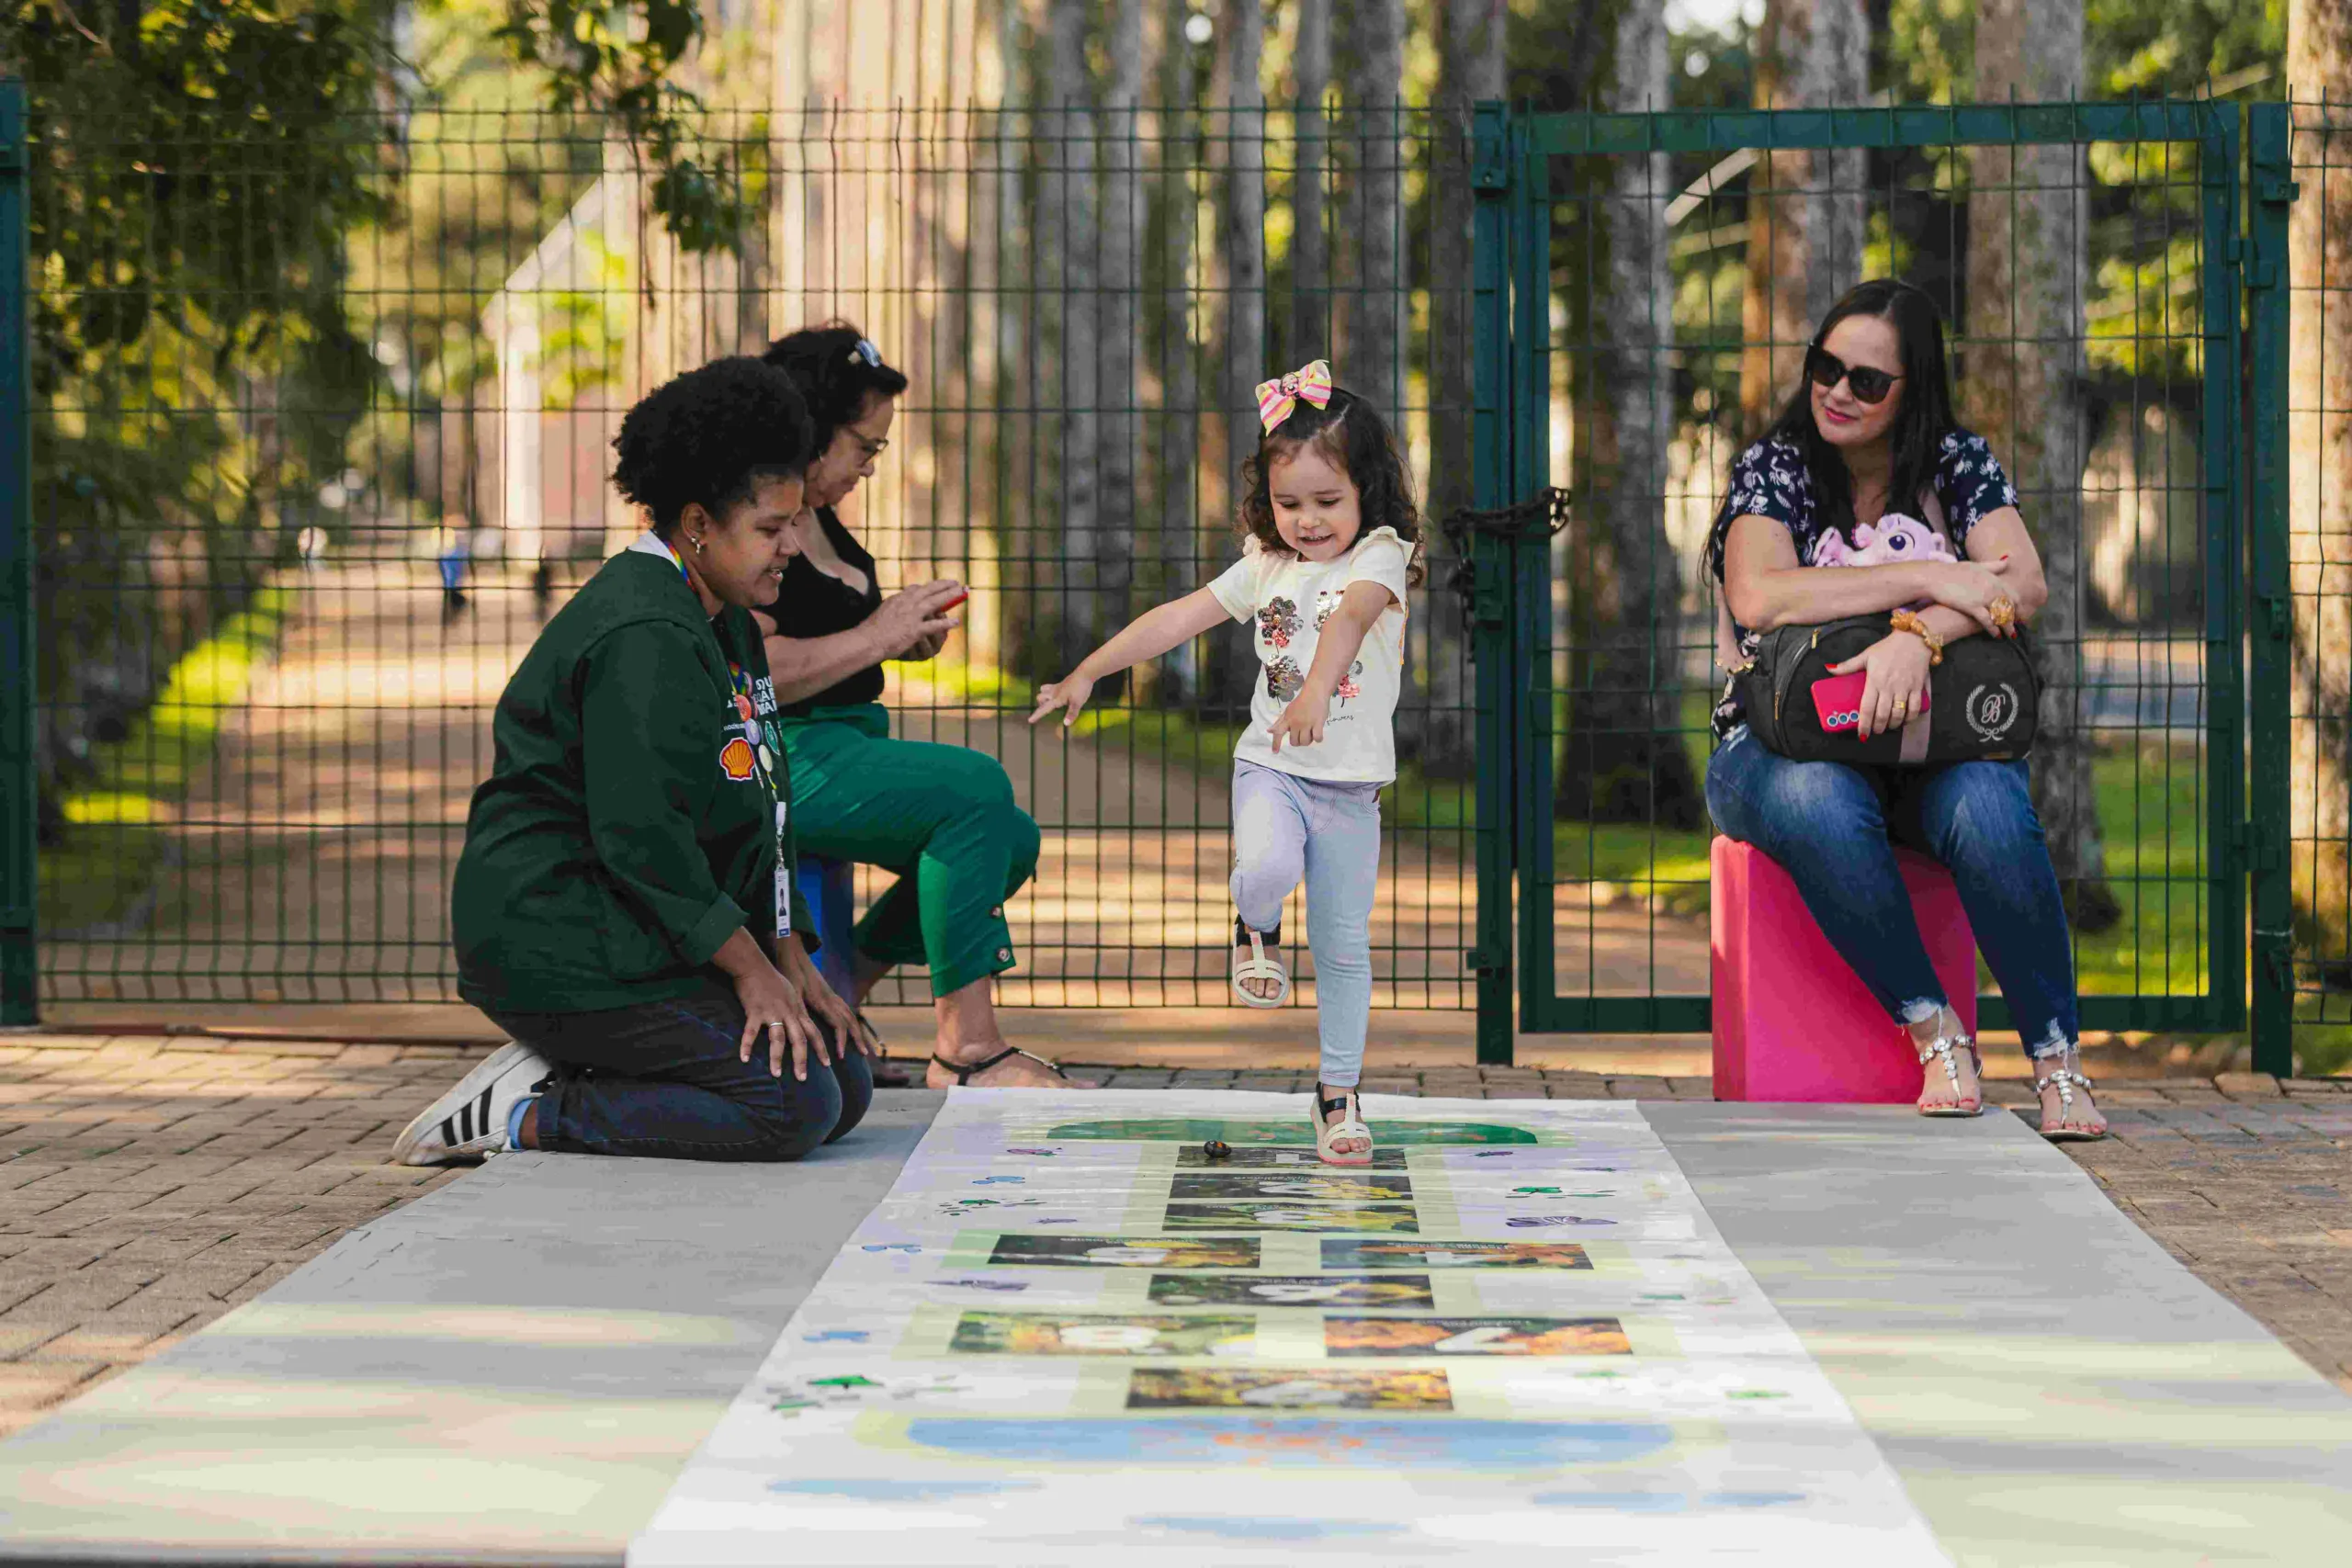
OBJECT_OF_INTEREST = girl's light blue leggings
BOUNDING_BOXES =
[1229,760,1384,1089]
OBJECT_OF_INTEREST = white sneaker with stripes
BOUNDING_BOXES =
[391,1041,553,1167]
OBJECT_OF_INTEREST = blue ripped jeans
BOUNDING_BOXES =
[1705,726,2079,1059]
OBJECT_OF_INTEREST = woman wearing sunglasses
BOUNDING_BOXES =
[1703,277,2104,1141]
[752,323,1080,1090]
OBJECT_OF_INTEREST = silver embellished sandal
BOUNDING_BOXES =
[2034,1049,2108,1142]
[1916,1029,1984,1118]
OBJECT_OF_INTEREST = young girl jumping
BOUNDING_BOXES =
[1030,361,1420,1165]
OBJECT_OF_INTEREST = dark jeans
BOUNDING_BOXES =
[1704,725,2079,1058]
[486,978,873,1161]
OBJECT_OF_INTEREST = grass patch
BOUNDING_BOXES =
[38,587,293,934]
[909,655,2236,1006]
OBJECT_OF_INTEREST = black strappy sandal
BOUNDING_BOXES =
[929,1045,1072,1086]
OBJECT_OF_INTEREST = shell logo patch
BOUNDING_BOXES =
[720,736,758,781]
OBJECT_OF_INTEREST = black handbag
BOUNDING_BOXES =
[1731,613,2039,765]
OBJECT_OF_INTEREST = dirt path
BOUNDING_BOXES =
[42,560,1711,1012]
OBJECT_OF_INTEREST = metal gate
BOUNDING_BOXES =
[1468,102,2296,1070]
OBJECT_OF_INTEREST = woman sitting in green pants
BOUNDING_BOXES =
[756,323,1080,1090]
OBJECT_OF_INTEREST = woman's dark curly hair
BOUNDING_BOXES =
[1238,385,1425,584]
[761,321,910,453]
[611,356,815,536]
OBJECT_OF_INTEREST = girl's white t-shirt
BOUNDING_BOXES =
[1206,525,1415,784]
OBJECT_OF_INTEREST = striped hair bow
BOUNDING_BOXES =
[1254,358,1334,433]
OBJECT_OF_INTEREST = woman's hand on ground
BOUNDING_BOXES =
[784,941,873,1057]
[1270,689,1329,752]
[730,960,829,1082]
[1924,557,2018,637]
[1829,633,1932,741]
[1029,671,1095,728]
[868,581,964,657]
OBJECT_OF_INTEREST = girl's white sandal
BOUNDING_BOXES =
[1313,1086,1374,1168]
[1231,917,1290,1010]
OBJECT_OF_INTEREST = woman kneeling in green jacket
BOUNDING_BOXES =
[396,356,875,1165]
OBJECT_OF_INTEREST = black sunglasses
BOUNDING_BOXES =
[1804,347,1902,406]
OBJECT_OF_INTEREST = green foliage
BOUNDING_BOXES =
[10,0,398,822]
[492,0,746,252]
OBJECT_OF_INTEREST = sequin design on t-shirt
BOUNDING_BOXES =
[1258,597,1299,649]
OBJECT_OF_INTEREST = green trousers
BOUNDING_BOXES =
[778,704,1039,998]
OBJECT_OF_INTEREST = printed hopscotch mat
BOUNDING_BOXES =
[627,1090,1949,1566]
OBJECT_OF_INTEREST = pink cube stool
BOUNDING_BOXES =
[1710,835,1978,1103]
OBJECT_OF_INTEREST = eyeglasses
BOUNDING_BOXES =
[1804,347,1902,405]
[845,337,884,368]
[852,434,890,459]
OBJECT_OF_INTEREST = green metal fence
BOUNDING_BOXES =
[2275,95,2352,1077]
[6,90,2349,1071]
[5,97,1478,1015]
[1466,100,2301,1066]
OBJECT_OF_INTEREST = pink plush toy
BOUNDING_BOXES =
[1808,512,1956,570]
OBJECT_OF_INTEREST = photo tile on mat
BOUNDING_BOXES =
[949,1311,1257,1357]
[1172,1145,1409,1170]
[1146,1273,1438,1309]
[1322,1238,1592,1270]
[1170,1172,1415,1203]
[1038,1117,1541,1147]
[1125,1366,1453,1412]
[1162,1201,1419,1234]
[1322,1315,1633,1357]
[986,1235,1262,1269]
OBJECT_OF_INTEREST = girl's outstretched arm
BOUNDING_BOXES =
[1030,587,1232,728]
[1271,580,1394,752]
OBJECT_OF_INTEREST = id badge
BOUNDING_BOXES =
[773,798,793,941]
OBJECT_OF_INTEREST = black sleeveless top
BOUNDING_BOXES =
[775,507,885,715]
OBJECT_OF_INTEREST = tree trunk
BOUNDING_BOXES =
[1965,0,2116,932]
[2289,1,2352,978]
[1339,0,1406,411]
[1738,0,1869,429]
[1289,0,1332,367]
[1415,0,1506,779]
[1207,0,1268,716]
[1153,2,1202,704]
[1047,0,1103,673]
[1091,0,1144,655]
[1554,0,1702,829]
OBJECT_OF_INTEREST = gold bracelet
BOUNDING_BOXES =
[1890,607,1944,666]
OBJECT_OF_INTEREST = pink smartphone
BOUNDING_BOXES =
[1812,671,1928,733]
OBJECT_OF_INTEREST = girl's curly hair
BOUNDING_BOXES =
[762,320,911,453]
[611,356,815,536]
[1238,386,1425,584]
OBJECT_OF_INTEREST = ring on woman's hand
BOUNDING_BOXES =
[1988,596,2018,630]
[1892,699,1908,717]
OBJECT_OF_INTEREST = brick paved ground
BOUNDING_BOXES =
[3,1035,2346,1441]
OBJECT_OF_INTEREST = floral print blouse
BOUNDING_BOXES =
[1705,428,2020,739]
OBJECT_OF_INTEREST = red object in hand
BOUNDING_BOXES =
[936,587,970,613]
[1811,671,1928,734]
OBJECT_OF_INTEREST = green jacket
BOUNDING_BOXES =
[453,547,814,1014]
